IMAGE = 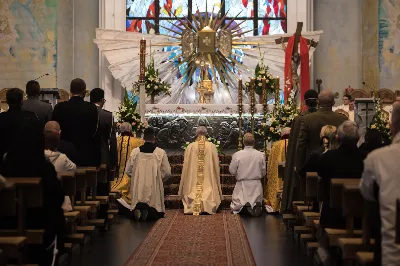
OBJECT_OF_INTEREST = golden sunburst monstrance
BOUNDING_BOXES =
[151,1,259,98]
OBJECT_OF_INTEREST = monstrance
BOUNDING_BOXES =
[94,1,323,104]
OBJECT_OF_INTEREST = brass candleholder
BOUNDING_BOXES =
[250,78,255,135]
[238,79,243,150]
[274,76,280,115]
[262,78,268,156]
[139,38,146,83]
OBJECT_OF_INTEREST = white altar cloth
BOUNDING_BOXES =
[145,104,273,116]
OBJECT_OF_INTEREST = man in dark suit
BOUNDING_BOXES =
[295,90,347,200]
[22,80,53,129]
[0,88,41,164]
[317,121,365,229]
[281,89,318,212]
[52,78,100,167]
[90,88,117,228]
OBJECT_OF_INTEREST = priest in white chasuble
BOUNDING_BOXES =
[179,126,222,215]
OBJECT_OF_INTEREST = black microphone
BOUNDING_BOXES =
[34,73,49,81]
[362,81,374,91]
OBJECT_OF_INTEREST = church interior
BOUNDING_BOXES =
[0,0,400,265]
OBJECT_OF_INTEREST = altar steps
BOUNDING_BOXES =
[165,154,235,210]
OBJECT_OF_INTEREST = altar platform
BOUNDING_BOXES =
[145,104,270,150]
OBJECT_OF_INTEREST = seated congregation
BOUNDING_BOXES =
[276,90,400,265]
[0,79,267,265]
[0,79,400,266]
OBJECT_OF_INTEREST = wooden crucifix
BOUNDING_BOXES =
[275,22,318,51]
[275,22,319,103]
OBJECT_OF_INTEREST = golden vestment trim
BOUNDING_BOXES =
[193,136,206,216]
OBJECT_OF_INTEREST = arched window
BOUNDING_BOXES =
[126,0,287,36]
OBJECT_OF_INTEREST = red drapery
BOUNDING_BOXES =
[283,35,310,105]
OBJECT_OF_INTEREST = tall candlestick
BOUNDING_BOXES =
[238,79,243,150]
[139,38,146,122]
[262,77,268,156]
[250,78,255,135]
[275,76,280,106]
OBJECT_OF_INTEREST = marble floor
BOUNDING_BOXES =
[71,213,312,266]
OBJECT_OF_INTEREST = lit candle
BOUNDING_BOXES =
[140,38,146,82]
[275,76,280,105]
[262,77,267,102]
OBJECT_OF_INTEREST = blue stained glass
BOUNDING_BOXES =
[159,20,185,35]
[193,0,221,14]
[258,0,287,19]
[160,0,188,17]
[225,0,254,17]
[126,0,155,17]
[258,19,285,35]
[126,19,156,33]
[225,20,254,37]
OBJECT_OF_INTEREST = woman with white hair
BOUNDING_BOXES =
[112,122,144,211]
[265,127,291,212]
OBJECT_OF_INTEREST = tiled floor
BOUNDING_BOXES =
[73,213,312,266]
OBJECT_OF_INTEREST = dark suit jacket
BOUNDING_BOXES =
[296,107,347,171]
[96,106,117,170]
[0,107,41,164]
[281,108,316,211]
[22,97,52,129]
[317,143,365,229]
[52,96,100,167]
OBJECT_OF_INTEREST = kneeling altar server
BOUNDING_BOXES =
[230,133,266,216]
[125,127,171,221]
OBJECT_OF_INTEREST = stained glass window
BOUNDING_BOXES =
[126,0,155,18]
[192,0,221,13]
[225,0,254,17]
[126,0,287,35]
[160,0,188,17]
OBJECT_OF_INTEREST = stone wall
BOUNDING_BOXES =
[314,0,363,104]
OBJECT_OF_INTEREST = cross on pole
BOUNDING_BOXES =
[275,22,318,53]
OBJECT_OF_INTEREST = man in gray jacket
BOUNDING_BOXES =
[22,80,52,129]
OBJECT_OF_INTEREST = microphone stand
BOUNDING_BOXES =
[34,73,49,81]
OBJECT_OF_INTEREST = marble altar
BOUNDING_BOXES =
[145,104,271,150]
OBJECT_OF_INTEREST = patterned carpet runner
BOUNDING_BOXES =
[124,210,255,266]
[165,154,234,209]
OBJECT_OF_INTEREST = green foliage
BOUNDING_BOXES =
[369,97,391,141]
[115,89,144,133]
[245,63,275,96]
[262,90,299,142]
[134,55,171,98]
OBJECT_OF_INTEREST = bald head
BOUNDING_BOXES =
[196,126,207,137]
[318,90,335,108]
[44,121,61,150]
[391,102,400,136]
[243,133,255,147]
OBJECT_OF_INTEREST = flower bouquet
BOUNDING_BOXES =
[369,97,391,141]
[245,63,275,97]
[115,89,145,134]
[262,90,299,143]
[133,55,171,104]
[182,137,223,154]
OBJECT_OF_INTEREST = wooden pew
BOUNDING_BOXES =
[338,183,374,262]
[60,172,76,210]
[396,199,400,244]
[306,172,318,200]
[0,237,26,265]
[330,179,360,210]
[322,179,363,248]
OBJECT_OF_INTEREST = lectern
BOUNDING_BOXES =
[354,98,375,136]
[40,88,59,107]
